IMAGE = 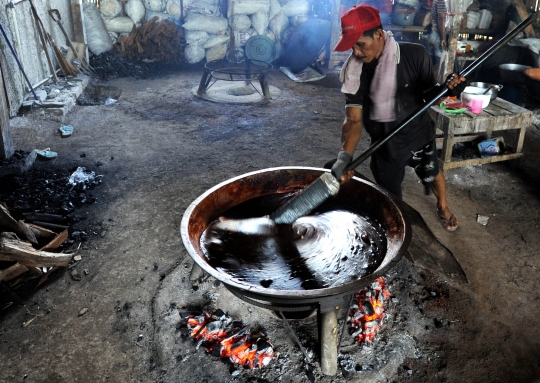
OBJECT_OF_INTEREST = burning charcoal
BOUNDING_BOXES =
[364,320,380,329]
[213,309,225,318]
[256,338,271,352]
[179,328,190,337]
[210,345,222,357]
[363,300,375,315]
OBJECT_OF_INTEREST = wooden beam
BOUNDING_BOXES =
[0,233,71,267]
[514,0,535,38]
[0,263,29,282]
[0,203,38,244]
[0,60,14,160]
[39,230,69,252]
[437,15,463,84]
[70,0,89,64]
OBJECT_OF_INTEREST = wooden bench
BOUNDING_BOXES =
[429,97,534,177]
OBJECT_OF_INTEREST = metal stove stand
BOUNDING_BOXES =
[197,59,273,101]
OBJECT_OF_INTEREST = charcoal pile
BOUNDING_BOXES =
[90,49,191,81]
[0,160,103,307]
[114,17,185,63]
[178,309,276,369]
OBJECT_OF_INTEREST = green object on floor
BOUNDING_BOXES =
[35,148,58,159]
[59,125,73,137]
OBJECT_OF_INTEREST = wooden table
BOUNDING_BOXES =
[429,97,533,177]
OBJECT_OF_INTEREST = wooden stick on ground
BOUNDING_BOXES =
[0,233,71,267]
[0,263,29,282]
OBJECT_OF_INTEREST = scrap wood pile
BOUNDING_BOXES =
[0,162,102,306]
[114,16,185,62]
[0,203,74,297]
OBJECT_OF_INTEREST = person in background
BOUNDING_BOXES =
[427,0,448,67]
[331,4,465,231]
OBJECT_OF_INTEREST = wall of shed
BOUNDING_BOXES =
[0,0,75,117]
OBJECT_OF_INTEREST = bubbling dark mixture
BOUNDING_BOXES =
[200,194,387,290]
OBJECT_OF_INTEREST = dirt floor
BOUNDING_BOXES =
[1,62,540,383]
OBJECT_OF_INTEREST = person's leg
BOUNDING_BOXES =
[370,152,406,199]
[410,140,458,231]
[431,170,458,231]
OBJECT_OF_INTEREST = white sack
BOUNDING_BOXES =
[146,11,170,21]
[182,14,228,34]
[166,0,181,19]
[265,29,276,41]
[233,28,257,46]
[83,2,114,55]
[290,14,308,27]
[188,1,221,15]
[269,0,281,20]
[125,0,146,23]
[100,0,123,18]
[144,0,166,12]
[269,10,288,41]
[185,30,210,45]
[251,9,269,35]
[230,14,251,31]
[203,34,230,48]
[281,0,309,16]
[205,43,228,61]
[184,44,206,63]
[104,16,137,33]
[228,0,269,16]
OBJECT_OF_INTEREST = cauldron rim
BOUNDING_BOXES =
[180,166,411,300]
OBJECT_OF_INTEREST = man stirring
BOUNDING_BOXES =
[331,4,465,231]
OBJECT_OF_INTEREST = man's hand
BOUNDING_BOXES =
[331,151,354,182]
[445,73,467,97]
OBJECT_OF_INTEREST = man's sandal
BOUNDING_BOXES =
[437,210,458,231]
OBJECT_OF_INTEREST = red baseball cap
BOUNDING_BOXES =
[334,5,382,52]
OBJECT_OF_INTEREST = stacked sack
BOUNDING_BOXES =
[182,0,310,64]
[99,0,184,41]
[182,0,229,63]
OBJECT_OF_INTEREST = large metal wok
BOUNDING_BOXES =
[180,167,411,375]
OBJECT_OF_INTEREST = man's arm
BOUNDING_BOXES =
[331,105,363,182]
[341,106,363,154]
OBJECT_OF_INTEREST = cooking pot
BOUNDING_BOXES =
[461,86,492,108]
[469,82,503,101]
[181,167,411,304]
[499,63,532,86]
[524,68,540,100]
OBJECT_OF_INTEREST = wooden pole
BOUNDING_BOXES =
[437,14,464,84]
[0,61,14,160]
[70,0,89,65]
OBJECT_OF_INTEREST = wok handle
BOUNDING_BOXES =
[347,11,537,171]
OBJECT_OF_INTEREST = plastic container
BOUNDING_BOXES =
[477,9,493,29]
[470,98,483,114]
[466,11,480,28]
[461,86,491,108]
[477,137,505,157]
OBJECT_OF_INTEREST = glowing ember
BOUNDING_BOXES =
[349,277,390,344]
[179,309,276,369]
